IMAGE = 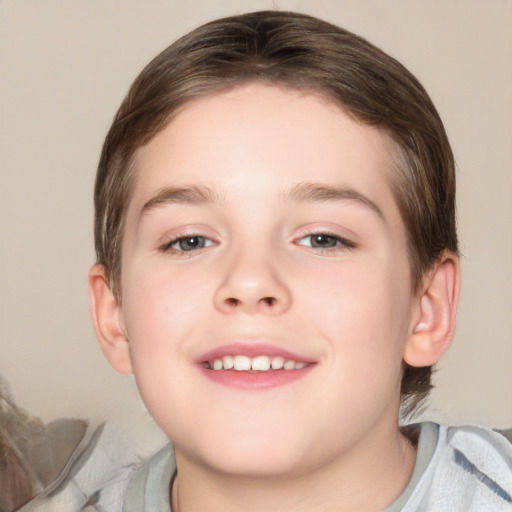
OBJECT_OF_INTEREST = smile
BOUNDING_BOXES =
[205,355,310,372]
[197,344,315,390]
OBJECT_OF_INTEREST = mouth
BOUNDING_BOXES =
[203,355,310,372]
[197,344,315,390]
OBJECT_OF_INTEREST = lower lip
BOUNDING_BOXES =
[198,365,314,390]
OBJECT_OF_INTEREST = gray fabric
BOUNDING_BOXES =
[16,423,143,512]
[385,422,439,512]
[123,445,175,512]
[1,376,87,511]
[123,423,512,512]
[496,428,512,443]
[1,375,144,512]
[398,424,512,511]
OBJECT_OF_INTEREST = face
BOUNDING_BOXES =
[119,84,418,477]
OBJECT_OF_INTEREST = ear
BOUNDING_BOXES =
[403,251,460,367]
[88,264,133,374]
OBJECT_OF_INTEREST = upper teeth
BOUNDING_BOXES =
[208,355,308,371]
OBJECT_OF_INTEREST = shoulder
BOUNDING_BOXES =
[442,424,512,489]
[413,423,512,511]
[123,444,175,512]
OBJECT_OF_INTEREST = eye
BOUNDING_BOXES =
[296,233,355,251]
[302,234,339,248]
[161,235,215,252]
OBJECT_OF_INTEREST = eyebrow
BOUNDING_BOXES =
[139,184,225,221]
[138,181,384,222]
[282,182,384,220]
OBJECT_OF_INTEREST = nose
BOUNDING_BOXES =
[213,248,292,315]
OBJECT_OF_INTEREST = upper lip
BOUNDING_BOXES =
[194,342,314,364]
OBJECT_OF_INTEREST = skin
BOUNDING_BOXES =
[90,83,459,512]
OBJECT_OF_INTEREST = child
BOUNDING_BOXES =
[88,11,512,512]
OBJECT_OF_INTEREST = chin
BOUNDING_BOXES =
[177,427,313,479]
[205,446,306,479]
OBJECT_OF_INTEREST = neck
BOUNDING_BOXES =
[171,425,417,512]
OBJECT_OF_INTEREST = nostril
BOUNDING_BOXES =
[218,295,281,312]
[225,297,240,308]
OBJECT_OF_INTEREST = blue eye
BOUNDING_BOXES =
[163,235,214,252]
[297,233,355,250]
[307,234,340,248]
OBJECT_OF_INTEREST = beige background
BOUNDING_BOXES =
[1,0,511,440]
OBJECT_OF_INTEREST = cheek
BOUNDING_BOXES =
[307,259,411,368]
[307,266,411,423]
[119,263,212,430]
[121,261,211,357]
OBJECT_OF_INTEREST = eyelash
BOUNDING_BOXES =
[295,231,357,254]
[159,234,216,254]
[159,231,356,255]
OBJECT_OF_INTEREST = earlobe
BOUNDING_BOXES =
[88,264,133,375]
[404,251,460,367]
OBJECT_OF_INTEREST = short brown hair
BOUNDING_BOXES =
[94,10,457,416]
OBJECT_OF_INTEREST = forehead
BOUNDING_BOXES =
[130,84,397,201]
